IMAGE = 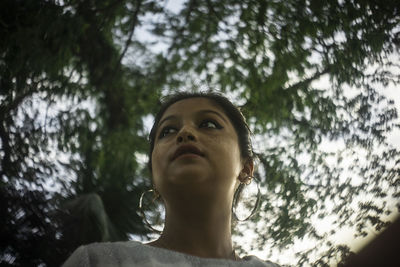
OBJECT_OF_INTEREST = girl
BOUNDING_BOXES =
[63,92,279,266]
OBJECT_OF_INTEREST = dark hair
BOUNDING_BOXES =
[148,92,254,173]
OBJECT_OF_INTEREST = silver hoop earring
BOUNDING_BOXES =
[139,189,164,234]
[232,176,261,222]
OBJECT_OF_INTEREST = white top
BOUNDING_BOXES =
[62,241,280,267]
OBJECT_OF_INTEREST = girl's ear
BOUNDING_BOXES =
[239,158,254,184]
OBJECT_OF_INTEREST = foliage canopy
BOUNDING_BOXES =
[1,0,399,266]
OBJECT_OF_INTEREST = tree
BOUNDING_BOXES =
[1,0,399,266]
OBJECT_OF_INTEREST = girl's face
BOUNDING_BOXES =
[151,97,244,202]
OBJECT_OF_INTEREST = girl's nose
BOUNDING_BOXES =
[176,127,196,143]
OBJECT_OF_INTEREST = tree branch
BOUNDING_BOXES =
[0,77,43,121]
[283,68,330,92]
[0,119,13,179]
[118,0,143,64]
[167,0,197,54]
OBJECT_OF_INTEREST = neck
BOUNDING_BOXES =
[149,192,236,260]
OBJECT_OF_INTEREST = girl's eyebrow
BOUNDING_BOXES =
[197,110,228,123]
[158,115,178,128]
[158,109,227,128]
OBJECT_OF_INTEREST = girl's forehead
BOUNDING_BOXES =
[161,97,225,118]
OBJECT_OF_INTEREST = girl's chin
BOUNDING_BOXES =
[167,168,210,185]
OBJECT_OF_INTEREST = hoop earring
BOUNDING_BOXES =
[232,176,261,222]
[139,189,163,234]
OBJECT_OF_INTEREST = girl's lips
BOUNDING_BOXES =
[174,153,202,160]
[172,144,204,161]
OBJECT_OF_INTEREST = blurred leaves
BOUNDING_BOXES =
[1,0,399,266]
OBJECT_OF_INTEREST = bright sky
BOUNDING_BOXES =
[240,73,400,266]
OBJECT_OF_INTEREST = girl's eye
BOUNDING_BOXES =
[159,127,176,138]
[199,120,222,129]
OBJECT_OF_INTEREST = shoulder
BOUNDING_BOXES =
[62,241,145,267]
[62,241,282,267]
[62,241,200,266]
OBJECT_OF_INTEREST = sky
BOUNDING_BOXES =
[245,73,400,265]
